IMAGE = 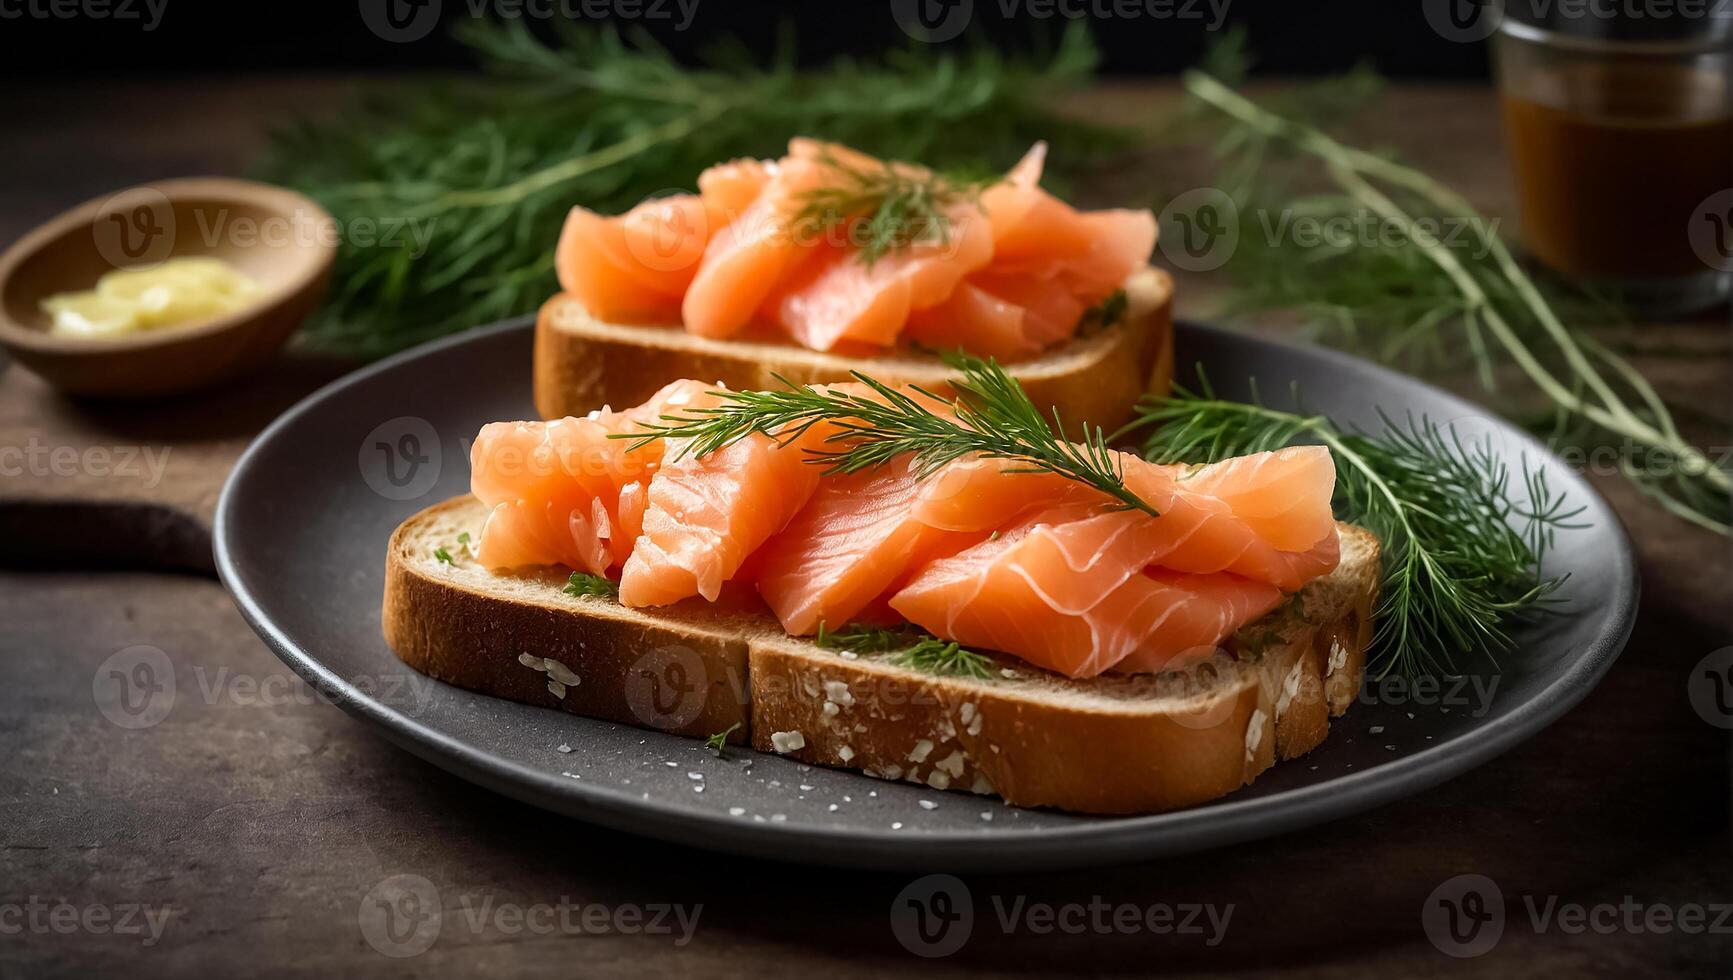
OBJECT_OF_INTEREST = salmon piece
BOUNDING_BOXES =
[1170,446,1339,552]
[468,380,710,573]
[618,438,822,606]
[753,456,982,635]
[1112,570,1291,674]
[698,157,774,218]
[555,195,717,322]
[902,282,1029,360]
[681,154,834,338]
[617,384,825,607]
[977,143,1098,263]
[1121,451,1340,590]
[903,270,1090,360]
[470,415,659,574]
[472,494,616,576]
[965,271,1091,348]
[909,455,1086,531]
[889,504,1285,677]
[771,200,993,351]
[909,143,1155,358]
[765,140,995,349]
[619,377,946,610]
[977,143,1157,286]
[908,447,1340,591]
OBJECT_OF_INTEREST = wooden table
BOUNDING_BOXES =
[2,78,1728,978]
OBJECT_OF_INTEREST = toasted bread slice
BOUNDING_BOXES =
[384,495,1379,815]
[533,267,1175,434]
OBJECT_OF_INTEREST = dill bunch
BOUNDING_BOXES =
[1131,377,1584,679]
[1176,68,1730,534]
[261,19,1130,358]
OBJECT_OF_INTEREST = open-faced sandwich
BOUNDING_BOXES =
[534,139,1174,432]
[383,358,1380,815]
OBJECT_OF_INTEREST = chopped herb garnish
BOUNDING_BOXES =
[888,639,997,680]
[1077,288,1128,334]
[793,150,988,267]
[562,572,619,599]
[433,546,454,564]
[704,722,742,756]
[816,622,996,680]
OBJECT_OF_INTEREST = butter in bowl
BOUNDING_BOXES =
[0,178,337,397]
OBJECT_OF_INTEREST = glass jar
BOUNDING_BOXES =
[1494,3,1732,315]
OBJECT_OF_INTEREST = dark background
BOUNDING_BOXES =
[0,0,1493,79]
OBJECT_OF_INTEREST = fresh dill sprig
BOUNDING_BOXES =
[889,639,998,680]
[792,150,986,267]
[704,722,741,755]
[621,351,1156,516]
[1178,66,1730,535]
[815,623,996,680]
[1127,374,1586,679]
[262,20,1129,358]
[562,571,620,599]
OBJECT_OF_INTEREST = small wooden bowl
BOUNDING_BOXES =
[0,178,338,397]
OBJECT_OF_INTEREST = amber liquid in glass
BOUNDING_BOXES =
[1501,62,1732,280]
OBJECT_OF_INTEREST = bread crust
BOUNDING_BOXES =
[533,267,1175,434]
[383,496,1379,815]
[383,501,755,742]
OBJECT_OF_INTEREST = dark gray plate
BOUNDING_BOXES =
[214,318,1636,872]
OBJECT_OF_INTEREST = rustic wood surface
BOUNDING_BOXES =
[1,78,1728,978]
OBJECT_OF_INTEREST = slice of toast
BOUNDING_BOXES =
[384,496,1379,815]
[533,267,1175,434]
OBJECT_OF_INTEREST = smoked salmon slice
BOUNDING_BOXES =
[680,154,834,339]
[468,382,695,573]
[1120,451,1341,591]
[905,447,1340,592]
[554,195,718,322]
[753,456,983,635]
[889,506,1286,678]
[771,198,994,351]
[616,384,824,607]
[908,143,1156,357]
